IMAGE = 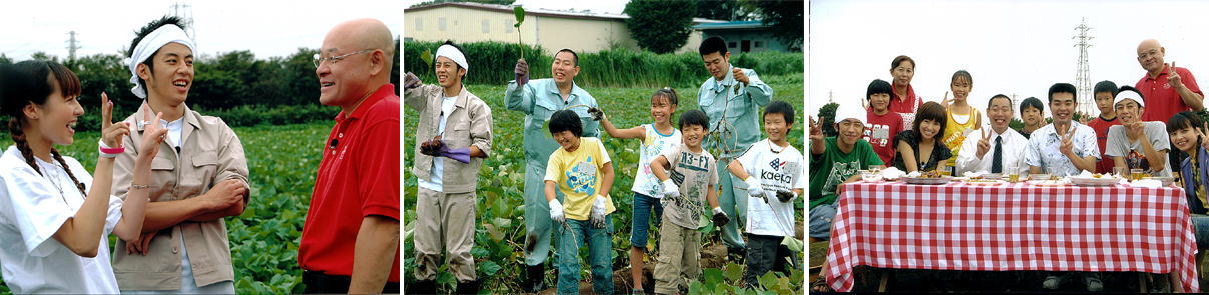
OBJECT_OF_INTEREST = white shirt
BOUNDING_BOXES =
[418,96,459,192]
[956,128,1030,175]
[1024,122,1101,177]
[737,139,805,237]
[0,146,123,294]
[632,124,681,197]
[164,118,184,149]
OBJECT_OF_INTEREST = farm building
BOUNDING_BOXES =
[403,2,724,54]
[694,20,798,53]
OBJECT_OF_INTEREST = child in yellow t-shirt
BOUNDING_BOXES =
[942,70,982,174]
[543,109,617,295]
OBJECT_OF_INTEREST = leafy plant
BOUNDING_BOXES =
[514,6,526,60]
[403,40,804,88]
[0,122,331,294]
[403,74,804,293]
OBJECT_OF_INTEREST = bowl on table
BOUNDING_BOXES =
[860,170,884,182]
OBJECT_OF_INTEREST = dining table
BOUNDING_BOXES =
[821,178,1199,292]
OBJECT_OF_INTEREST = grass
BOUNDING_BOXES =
[404,40,805,89]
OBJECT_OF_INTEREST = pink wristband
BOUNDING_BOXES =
[100,146,125,155]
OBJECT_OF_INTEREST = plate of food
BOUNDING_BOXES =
[901,171,950,185]
[1069,173,1122,186]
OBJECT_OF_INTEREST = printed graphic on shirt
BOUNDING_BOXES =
[822,161,857,195]
[863,124,891,148]
[1126,149,1151,171]
[943,129,970,153]
[762,157,800,192]
[565,157,598,196]
[670,151,711,218]
[663,147,718,229]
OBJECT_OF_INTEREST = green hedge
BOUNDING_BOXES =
[200,104,340,127]
[404,40,803,88]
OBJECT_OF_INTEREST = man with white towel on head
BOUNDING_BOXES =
[403,40,494,294]
[110,16,251,294]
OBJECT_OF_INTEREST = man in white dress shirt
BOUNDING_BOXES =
[957,94,1029,175]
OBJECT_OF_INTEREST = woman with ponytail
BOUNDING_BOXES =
[0,60,167,293]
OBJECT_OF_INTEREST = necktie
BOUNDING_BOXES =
[991,135,1003,173]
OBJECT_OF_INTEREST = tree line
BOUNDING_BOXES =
[0,39,401,132]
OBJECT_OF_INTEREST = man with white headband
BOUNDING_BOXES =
[507,48,601,292]
[299,18,400,294]
[1107,85,1173,177]
[109,16,250,294]
[403,40,493,294]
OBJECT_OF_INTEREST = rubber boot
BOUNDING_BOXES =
[456,279,480,294]
[411,280,437,295]
[522,264,546,293]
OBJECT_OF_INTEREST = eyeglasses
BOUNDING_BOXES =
[313,49,374,67]
[1138,49,1161,60]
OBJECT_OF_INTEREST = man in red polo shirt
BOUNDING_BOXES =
[299,18,400,294]
[1136,39,1204,122]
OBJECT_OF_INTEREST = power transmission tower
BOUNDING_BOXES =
[1073,18,1095,117]
[170,1,196,48]
[67,31,80,61]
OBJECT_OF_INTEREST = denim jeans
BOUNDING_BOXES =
[809,203,838,240]
[630,192,663,248]
[558,217,614,295]
[1193,214,1209,249]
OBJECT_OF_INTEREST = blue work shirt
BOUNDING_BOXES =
[698,65,773,159]
[505,78,601,165]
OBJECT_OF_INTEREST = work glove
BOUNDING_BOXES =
[514,58,530,86]
[744,176,764,197]
[587,107,605,121]
[549,199,565,223]
[776,190,797,203]
[590,195,607,228]
[712,207,729,228]
[404,72,421,89]
[659,179,679,199]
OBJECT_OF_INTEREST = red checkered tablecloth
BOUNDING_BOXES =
[823,181,1199,292]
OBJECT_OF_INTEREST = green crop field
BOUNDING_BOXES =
[403,73,806,294]
[0,122,332,294]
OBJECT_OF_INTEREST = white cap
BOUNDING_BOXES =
[833,100,867,124]
[1114,89,1144,108]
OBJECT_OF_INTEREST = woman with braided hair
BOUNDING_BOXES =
[0,60,167,293]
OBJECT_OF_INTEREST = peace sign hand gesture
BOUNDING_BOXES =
[941,91,953,108]
[1059,127,1076,156]
[1169,61,1184,89]
[809,116,824,141]
[975,128,991,159]
[99,92,131,150]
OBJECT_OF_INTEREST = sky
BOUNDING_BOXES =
[810,0,1209,124]
[403,0,628,14]
[0,0,403,61]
